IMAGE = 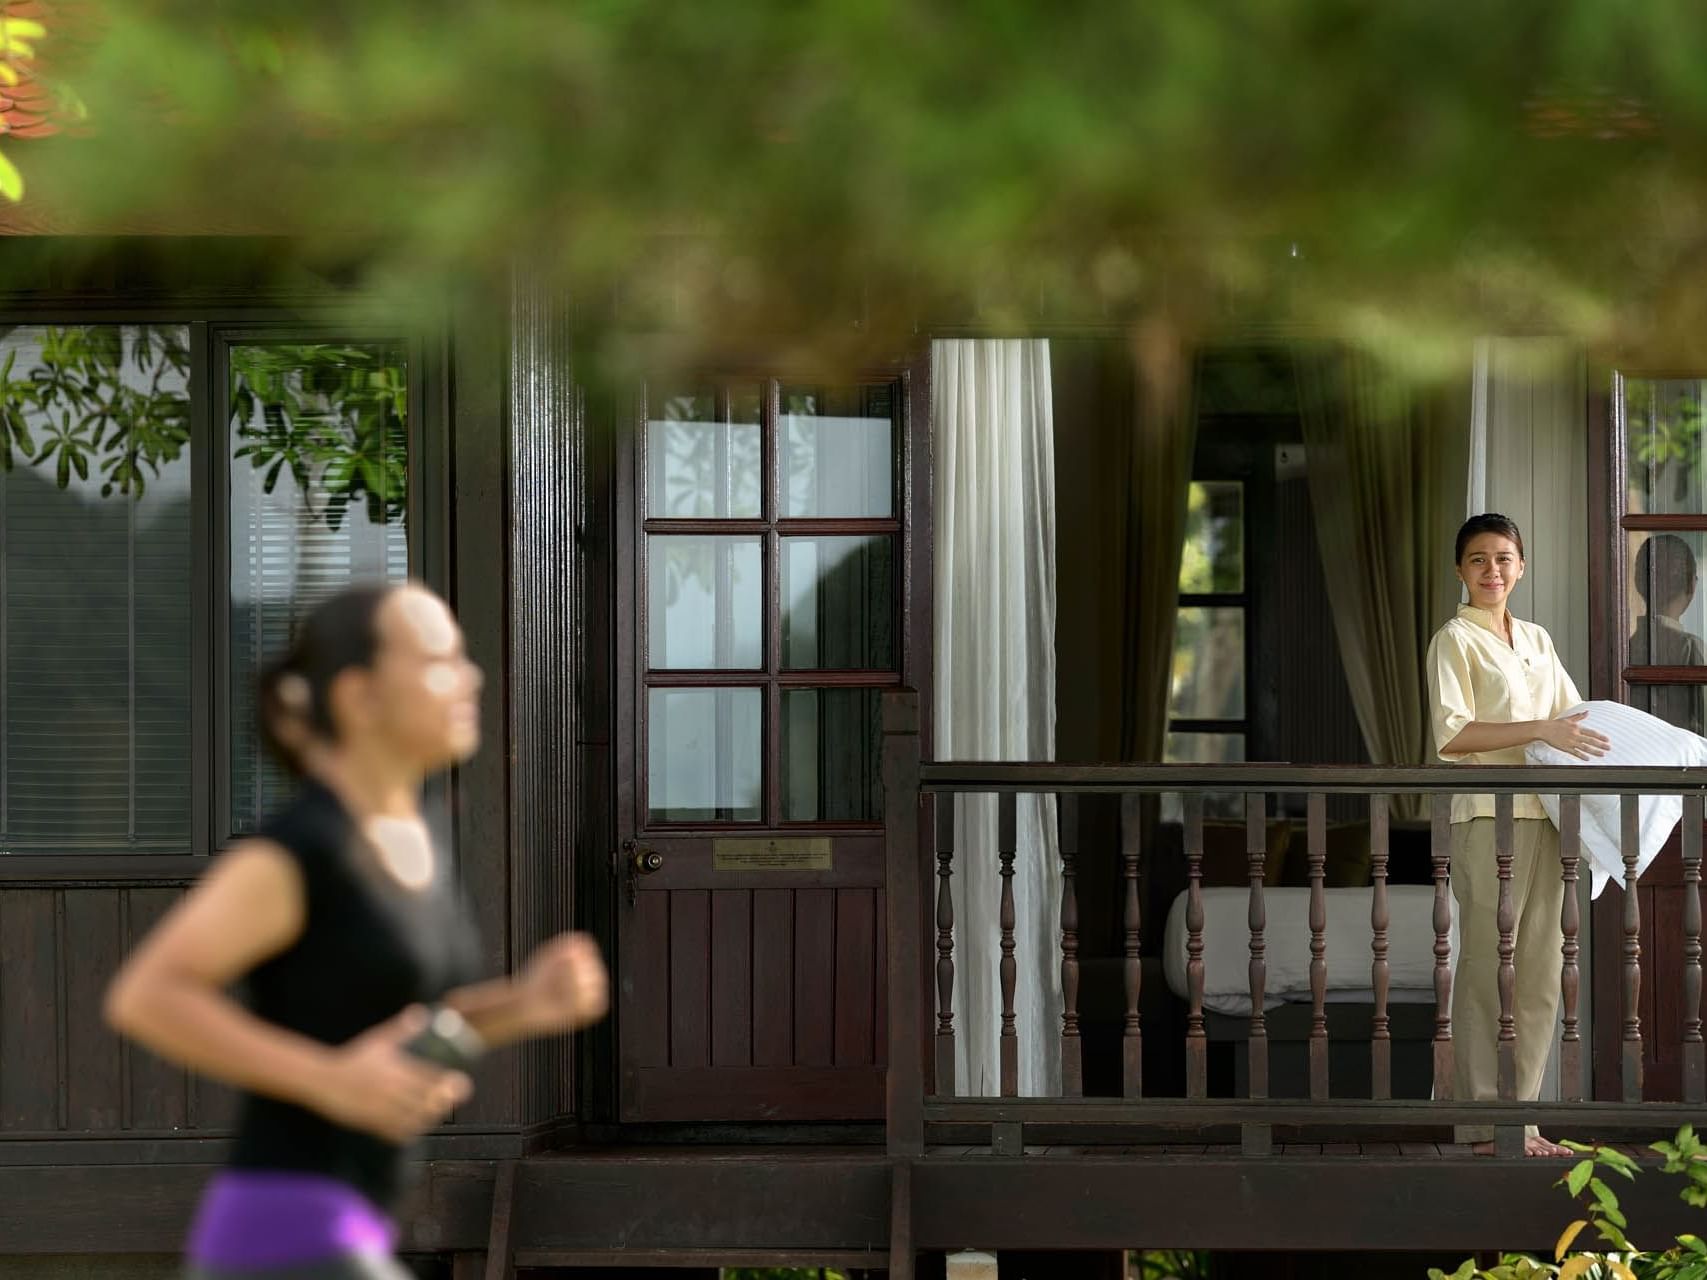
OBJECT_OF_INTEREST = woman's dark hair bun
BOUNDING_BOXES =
[256,583,398,772]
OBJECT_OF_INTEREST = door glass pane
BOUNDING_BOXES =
[646,386,762,518]
[229,340,410,834]
[780,384,894,517]
[648,535,763,669]
[1,325,193,853]
[1628,530,1707,734]
[782,535,894,670]
[1170,607,1245,719]
[782,688,882,821]
[1624,376,1707,515]
[1179,481,1244,593]
[648,687,762,822]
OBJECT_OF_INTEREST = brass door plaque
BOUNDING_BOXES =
[713,837,833,872]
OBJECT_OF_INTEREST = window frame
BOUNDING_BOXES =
[0,305,447,879]
[632,375,908,833]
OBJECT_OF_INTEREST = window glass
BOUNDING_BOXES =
[781,535,893,670]
[780,384,894,518]
[228,341,410,834]
[782,688,882,821]
[1170,606,1246,720]
[1,325,193,853]
[648,687,762,822]
[1625,377,1707,516]
[646,386,762,519]
[647,534,763,670]
[1179,481,1244,593]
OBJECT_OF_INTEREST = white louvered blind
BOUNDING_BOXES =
[228,342,409,835]
[0,325,193,853]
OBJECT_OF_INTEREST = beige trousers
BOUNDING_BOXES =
[1450,817,1563,1144]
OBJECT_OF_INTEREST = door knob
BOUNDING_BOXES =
[621,840,663,905]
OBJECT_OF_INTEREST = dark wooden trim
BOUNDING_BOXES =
[923,1096,1705,1127]
[1587,369,1616,701]
[1621,514,1707,530]
[1623,666,1707,683]
[0,856,204,885]
[624,1066,886,1123]
[189,320,213,859]
[884,692,925,1157]
[917,762,1707,794]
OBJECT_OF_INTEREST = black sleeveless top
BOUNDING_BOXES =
[229,780,483,1210]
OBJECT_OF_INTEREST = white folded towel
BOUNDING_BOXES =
[1523,700,1707,897]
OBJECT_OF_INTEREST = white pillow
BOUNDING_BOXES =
[1523,700,1707,898]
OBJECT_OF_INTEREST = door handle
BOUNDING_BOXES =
[621,839,663,905]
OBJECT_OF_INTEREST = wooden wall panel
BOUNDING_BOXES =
[61,889,124,1131]
[709,890,752,1068]
[833,889,877,1066]
[793,889,836,1067]
[0,889,60,1131]
[124,889,188,1132]
[668,890,710,1069]
[751,889,794,1067]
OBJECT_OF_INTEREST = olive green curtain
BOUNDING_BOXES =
[1120,324,1198,762]
[1297,347,1469,820]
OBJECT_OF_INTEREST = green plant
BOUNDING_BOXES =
[1430,1126,1707,1280]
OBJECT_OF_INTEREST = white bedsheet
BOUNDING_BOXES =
[1163,885,1449,1016]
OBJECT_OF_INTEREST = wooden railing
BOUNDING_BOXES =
[880,691,1707,1159]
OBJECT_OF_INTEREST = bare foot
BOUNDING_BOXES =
[1469,1135,1573,1157]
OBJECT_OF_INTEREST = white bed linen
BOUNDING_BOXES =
[1163,885,1449,1017]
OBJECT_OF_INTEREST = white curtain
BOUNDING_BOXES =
[1467,338,1589,688]
[931,338,1062,1097]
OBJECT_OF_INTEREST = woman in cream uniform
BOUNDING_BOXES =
[1426,513,1609,1157]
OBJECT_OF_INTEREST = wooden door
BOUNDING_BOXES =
[1592,370,1707,1099]
[614,375,916,1122]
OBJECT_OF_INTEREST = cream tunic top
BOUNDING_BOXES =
[1426,604,1582,824]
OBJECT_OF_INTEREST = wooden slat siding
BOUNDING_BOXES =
[1431,795,1455,1098]
[710,890,752,1068]
[0,890,59,1131]
[668,890,711,1069]
[1184,793,1207,1100]
[62,889,124,1131]
[1119,792,1143,1099]
[1622,793,1644,1101]
[1684,795,1705,1104]
[1306,792,1328,1101]
[1369,794,1391,1102]
[124,888,187,1131]
[833,889,876,1067]
[1058,793,1082,1098]
[997,791,1018,1098]
[751,889,794,1068]
[1560,795,1585,1101]
[875,887,888,1066]
[629,890,670,1069]
[934,798,956,1096]
[794,888,837,1068]
[1494,794,1518,1102]
[1245,791,1268,1100]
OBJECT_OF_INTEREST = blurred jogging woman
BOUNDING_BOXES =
[105,584,608,1277]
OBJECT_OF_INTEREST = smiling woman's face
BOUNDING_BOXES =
[1458,533,1525,612]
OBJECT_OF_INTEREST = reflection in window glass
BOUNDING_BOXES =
[229,341,410,834]
[1170,607,1245,719]
[782,688,882,821]
[1178,482,1244,593]
[1625,378,1707,516]
[1,325,193,853]
[647,535,763,669]
[780,385,894,517]
[1627,530,1707,735]
[648,687,762,822]
[782,536,894,670]
[646,387,762,518]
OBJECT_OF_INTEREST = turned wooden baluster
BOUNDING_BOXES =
[1431,794,1455,1098]
[1120,792,1144,1099]
[1494,794,1518,1102]
[1306,792,1329,1100]
[934,796,957,1097]
[1622,793,1644,1102]
[1058,793,1083,1098]
[1686,794,1705,1105]
[1559,795,1584,1101]
[998,791,1019,1098]
[1370,794,1392,1101]
[1246,791,1269,1100]
[1185,792,1208,1100]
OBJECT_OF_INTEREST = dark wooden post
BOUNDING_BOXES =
[1559,795,1584,1102]
[1685,794,1705,1105]
[1431,795,1455,1099]
[1184,792,1207,1100]
[1369,794,1392,1102]
[1245,792,1269,1100]
[935,797,957,1098]
[1494,793,1518,1103]
[882,691,925,1157]
[1621,793,1644,1103]
[1306,792,1329,1101]
[1059,793,1083,1098]
[1120,792,1144,1099]
[998,791,1019,1099]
